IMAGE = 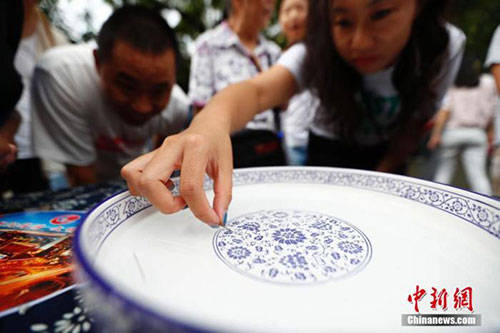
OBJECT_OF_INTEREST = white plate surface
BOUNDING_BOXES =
[79,167,500,332]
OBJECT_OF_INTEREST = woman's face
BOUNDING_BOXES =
[330,0,418,74]
[279,0,308,45]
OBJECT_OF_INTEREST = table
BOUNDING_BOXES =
[0,180,127,333]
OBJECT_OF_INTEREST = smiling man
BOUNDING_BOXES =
[32,5,190,186]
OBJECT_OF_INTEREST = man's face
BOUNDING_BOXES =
[95,40,176,126]
[240,0,277,30]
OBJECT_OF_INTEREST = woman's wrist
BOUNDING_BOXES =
[189,104,232,135]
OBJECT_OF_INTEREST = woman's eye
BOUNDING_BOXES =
[371,9,393,21]
[118,82,134,93]
[334,19,352,28]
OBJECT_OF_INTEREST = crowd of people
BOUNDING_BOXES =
[1,0,499,225]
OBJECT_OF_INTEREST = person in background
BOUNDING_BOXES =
[122,0,465,227]
[0,0,24,171]
[32,5,191,187]
[427,55,496,195]
[1,0,68,194]
[485,25,500,196]
[278,0,318,165]
[188,0,285,168]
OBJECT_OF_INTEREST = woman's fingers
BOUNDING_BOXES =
[121,139,185,212]
[121,132,233,227]
[212,144,233,225]
[121,150,156,196]
[212,167,233,226]
[138,137,186,214]
[138,176,186,214]
[180,135,220,225]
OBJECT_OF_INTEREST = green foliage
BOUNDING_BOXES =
[39,0,500,89]
[450,0,500,66]
[40,0,229,90]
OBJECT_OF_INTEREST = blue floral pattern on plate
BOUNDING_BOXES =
[213,210,372,284]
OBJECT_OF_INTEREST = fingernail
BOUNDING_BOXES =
[221,211,228,227]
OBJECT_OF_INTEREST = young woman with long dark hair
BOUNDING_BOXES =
[122,0,465,226]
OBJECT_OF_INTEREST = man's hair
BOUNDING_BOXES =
[303,0,452,141]
[97,5,178,63]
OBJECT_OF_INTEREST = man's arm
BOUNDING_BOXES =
[32,61,97,186]
[0,137,17,170]
[0,111,21,169]
[487,118,495,147]
[0,110,21,142]
[66,165,98,186]
[492,64,500,94]
[427,109,450,151]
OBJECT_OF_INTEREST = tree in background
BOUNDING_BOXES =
[450,0,500,66]
[39,0,282,90]
[39,0,500,90]
[40,0,226,89]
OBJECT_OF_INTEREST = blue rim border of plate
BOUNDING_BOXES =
[73,166,500,332]
[73,193,208,332]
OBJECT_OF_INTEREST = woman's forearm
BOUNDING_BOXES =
[189,65,298,135]
[191,80,262,134]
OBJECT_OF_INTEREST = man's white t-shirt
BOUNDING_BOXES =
[278,24,466,145]
[13,34,38,159]
[32,44,191,181]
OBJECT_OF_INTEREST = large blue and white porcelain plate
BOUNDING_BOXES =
[74,167,500,332]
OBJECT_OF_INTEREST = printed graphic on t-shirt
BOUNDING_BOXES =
[356,91,401,144]
[95,135,146,153]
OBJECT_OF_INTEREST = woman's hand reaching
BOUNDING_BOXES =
[121,124,233,227]
[121,66,297,227]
